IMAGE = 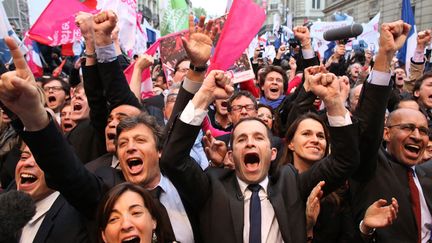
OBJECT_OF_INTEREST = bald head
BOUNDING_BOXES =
[386,108,427,127]
[384,108,429,166]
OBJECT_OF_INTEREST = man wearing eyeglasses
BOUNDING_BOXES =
[348,20,432,243]
[41,77,70,123]
[206,90,284,168]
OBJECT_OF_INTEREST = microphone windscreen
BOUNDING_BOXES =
[323,24,364,41]
[0,191,36,241]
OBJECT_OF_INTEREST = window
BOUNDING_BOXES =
[312,0,321,9]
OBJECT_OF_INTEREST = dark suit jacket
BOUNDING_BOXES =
[142,94,165,110]
[161,97,360,242]
[84,153,114,173]
[349,81,432,242]
[5,188,90,243]
[33,194,90,243]
[15,116,200,242]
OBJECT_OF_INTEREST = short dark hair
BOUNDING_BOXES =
[173,57,190,74]
[227,90,258,112]
[229,117,273,149]
[96,182,165,243]
[280,112,330,166]
[413,72,432,96]
[258,65,288,96]
[115,112,165,151]
[42,76,70,95]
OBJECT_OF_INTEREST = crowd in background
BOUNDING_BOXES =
[0,9,432,243]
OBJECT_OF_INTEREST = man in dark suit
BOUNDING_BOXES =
[85,104,141,173]
[160,59,360,242]
[348,20,432,243]
[11,145,89,243]
[0,11,218,243]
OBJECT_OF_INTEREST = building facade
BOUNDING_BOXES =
[255,0,326,34]
[323,0,432,31]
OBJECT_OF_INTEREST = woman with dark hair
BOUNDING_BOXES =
[280,112,354,243]
[96,182,166,243]
[282,112,330,170]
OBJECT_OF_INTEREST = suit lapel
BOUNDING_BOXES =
[33,196,65,243]
[268,185,292,243]
[228,176,244,243]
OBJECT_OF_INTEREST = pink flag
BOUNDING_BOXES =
[123,40,161,99]
[209,0,266,72]
[28,0,97,46]
[23,36,43,78]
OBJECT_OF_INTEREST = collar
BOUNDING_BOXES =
[28,191,60,225]
[237,176,269,195]
[151,173,169,194]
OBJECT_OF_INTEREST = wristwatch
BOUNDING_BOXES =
[189,63,208,73]
[359,220,376,236]
[83,51,97,59]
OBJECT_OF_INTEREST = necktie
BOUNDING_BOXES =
[149,186,176,242]
[248,184,262,243]
[407,169,422,243]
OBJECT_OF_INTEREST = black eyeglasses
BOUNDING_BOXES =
[231,104,255,112]
[43,86,63,92]
[387,123,430,136]
[257,113,273,120]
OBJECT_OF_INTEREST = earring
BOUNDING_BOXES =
[152,231,157,243]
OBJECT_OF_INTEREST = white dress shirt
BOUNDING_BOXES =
[237,177,284,243]
[157,174,194,243]
[412,166,432,243]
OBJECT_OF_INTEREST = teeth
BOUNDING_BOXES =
[21,173,36,179]
[406,145,420,149]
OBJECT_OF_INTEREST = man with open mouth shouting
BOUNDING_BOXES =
[160,46,359,242]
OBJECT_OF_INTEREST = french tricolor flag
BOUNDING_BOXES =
[23,35,44,78]
[396,0,417,75]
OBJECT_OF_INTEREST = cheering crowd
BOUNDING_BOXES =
[0,8,432,243]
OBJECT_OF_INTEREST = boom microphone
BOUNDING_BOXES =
[323,24,364,41]
[0,190,36,242]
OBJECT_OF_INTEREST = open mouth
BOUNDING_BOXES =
[48,96,56,103]
[64,122,74,129]
[122,236,140,243]
[270,87,279,93]
[244,152,260,168]
[20,173,37,185]
[127,158,144,174]
[107,133,116,140]
[405,144,421,155]
[73,103,82,112]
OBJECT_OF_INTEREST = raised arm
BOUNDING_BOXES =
[129,54,154,100]
[0,37,105,218]
[352,20,411,181]
[406,29,431,91]
[293,26,320,70]
[299,70,360,199]
[76,11,109,139]
[161,70,233,208]
[92,10,141,110]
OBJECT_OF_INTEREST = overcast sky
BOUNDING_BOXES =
[190,0,227,17]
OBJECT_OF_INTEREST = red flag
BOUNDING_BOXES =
[123,40,161,99]
[61,43,74,56]
[23,36,43,78]
[209,0,265,72]
[28,0,96,46]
